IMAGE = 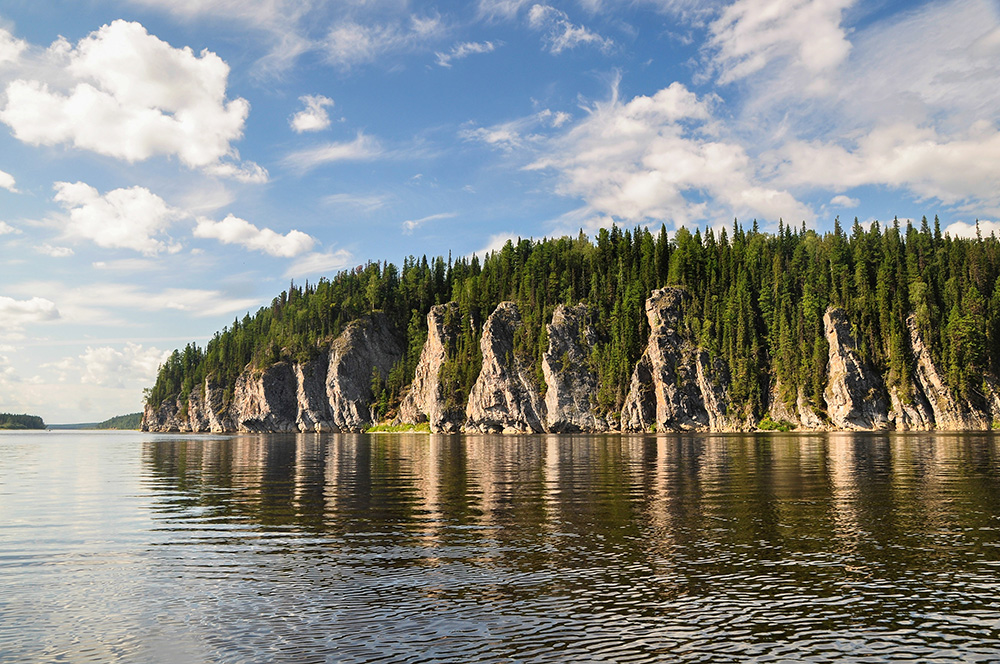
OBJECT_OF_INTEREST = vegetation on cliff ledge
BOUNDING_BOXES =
[148,217,1000,422]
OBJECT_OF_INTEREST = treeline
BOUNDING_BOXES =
[147,216,1000,421]
[96,413,142,430]
[0,413,45,429]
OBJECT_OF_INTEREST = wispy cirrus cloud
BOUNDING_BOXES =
[436,40,498,67]
[283,133,383,172]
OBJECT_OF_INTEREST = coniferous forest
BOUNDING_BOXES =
[147,216,1000,422]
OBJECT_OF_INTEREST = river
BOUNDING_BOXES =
[1,430,998,662]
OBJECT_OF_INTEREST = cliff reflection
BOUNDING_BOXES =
[144,432,1000,587]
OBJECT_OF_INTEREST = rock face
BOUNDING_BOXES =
[465,302,546,433]
[542,303,609,432]
[232,362,298,432]
[907,314,990,430]
[823,307,889,430]
[325,313,405,432]
[621,287,744,432]
[399,303,465,432]
[294,356,332,432]
[144,292,1000,434]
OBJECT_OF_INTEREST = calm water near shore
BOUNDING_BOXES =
[2,430,999,662]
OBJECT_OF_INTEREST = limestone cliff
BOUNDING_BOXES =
[823,307,889,430]
[907,314,991,430]
[542,303,609,432]
[620,287,744,432]
[465,302,545,433]
[232,362,298,432]
[325,312,404,431]
[398,303,465,432]
[294,355,333,432]
[142,379,232,433]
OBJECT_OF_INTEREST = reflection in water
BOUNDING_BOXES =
[2,431,1000,663]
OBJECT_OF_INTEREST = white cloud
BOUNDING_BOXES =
[325,15,445,68]
[283,133,383,172]
[0,169,17,192]
[436,41,497,67]
[79,343,170,389]
[532,81,811,228]
[780,122,1000,208]
[829,194,859,208]
[470,232,520,260]
[402,212,457,234]
[478,0,533,20]
[36,244,74,258]
[0,20,260,180]
[0,221,19,235]
[284,248,354,278]
[709,0,854,85]
[461,109,573,152]
[53,181,182,255]
[124,0,315,75]
[0,296,59,329]
[322,193,389,211]
[528,5,614,54]
[943,219,1000,239]
[0,27,26,66]
[194,214,315,257]
[290,94,335,133]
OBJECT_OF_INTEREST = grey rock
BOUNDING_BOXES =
[542,303,609,432]
[465,302,545,433]
[399,303,465,432]
[907,313,990,430]
[233,361,298,432]
[823,307,889,430]
[326,312,404,431]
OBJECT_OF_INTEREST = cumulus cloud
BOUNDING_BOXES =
[194,214,316,257]
[80,342,170,389]
[284,248,354,278]
[436,41,497,67]
[0,20,261,180]
[0,296,59,329]
[780,123,1000,208]
[290,94,335,133]
[531,81,811,228]
[0,27,26,66]
[53,181,182,255]
[528,5,613,54]
[325,15,445,68]
[36,244,74,258]
[830,194,859,208]
[0,169,17,192]
[709,0,854,85]
[283,133,383,172]
[943,219,1000,239]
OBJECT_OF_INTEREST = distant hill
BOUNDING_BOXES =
[0,413,46,430]
[95,413,143,430]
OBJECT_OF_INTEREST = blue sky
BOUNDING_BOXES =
[1,0,999,423]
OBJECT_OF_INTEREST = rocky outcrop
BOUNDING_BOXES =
[232,362,298,432]
[142,379,232,433]
[767,383,824,429]
[294,356,332,432]
[907,314,990,430]
[542,303,610,432]
[325,313,405,431]
[621,287,745,432]
[399,303,465,432]
[823,307,889,430]
[465,302,546,433]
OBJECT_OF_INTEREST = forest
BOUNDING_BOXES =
[146,216,1000,423]
[0,413,46,430]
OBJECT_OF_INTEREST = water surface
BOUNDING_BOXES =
[1,430,999,662]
